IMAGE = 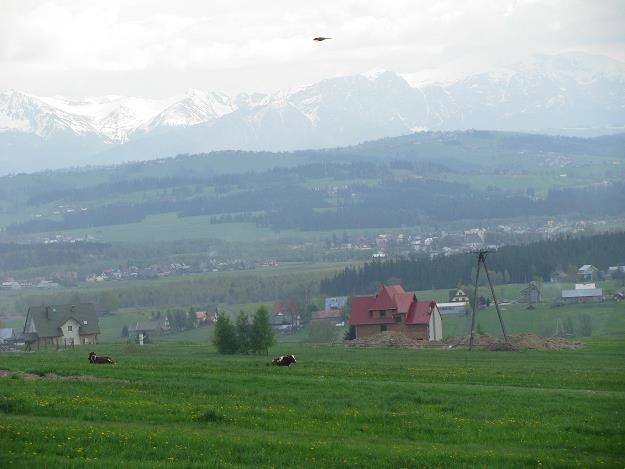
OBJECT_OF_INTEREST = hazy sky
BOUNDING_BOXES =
[1,0,624,97]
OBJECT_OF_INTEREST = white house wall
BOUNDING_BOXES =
[60,319,81,344]
[428,306,443,341]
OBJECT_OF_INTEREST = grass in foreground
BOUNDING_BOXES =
[1,340,624,468]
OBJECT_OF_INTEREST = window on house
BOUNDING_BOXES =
[381,324,387,332]
[67,325,72,332]
[380,310,386,317]
[369,311,373,318]
[394,315,401,323]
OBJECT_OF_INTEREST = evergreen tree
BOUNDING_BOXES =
[235,311,251,354]
[250,305,275,356]
[213,314,238,354]
[121,324,128,338]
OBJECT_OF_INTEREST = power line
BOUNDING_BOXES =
[469,250,509,350]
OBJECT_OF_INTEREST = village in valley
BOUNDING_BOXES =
[3,256,624,353]
[1,216,619,290]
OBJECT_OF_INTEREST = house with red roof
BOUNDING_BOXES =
[349,285,442,341]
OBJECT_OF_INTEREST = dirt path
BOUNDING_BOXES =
[0,369,127,383]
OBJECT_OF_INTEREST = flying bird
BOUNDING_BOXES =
[313,37,332,41]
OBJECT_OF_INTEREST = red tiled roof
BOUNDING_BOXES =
[350,295,389,325]
[272,300,295,316]
[369,286,399,311]
[312,310,342,319]
[349,285,436,326]
[406,301,436,325]
[394,292,415,313]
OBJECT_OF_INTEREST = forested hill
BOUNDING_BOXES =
[320,231,625,296]
[1,130,624,241]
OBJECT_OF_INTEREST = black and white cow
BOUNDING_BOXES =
[271,354,297,367]
[88,351,114,364]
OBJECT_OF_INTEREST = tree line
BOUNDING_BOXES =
[321,231,625,296]
[213,306,275,355]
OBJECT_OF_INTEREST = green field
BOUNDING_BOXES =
[2,276,624,466]
[1,339,624,468]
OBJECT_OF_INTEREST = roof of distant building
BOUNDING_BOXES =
[26,304,100,338]
[350,285,436,326]
[561,288,602,298]
[0,328,15,340]
[312,310,342,320]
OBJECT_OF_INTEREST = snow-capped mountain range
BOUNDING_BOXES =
[1,52,624,174]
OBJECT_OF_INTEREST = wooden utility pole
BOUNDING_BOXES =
[469,250,510,350]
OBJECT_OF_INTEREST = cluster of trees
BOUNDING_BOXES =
[167,309,198,332]
[321,231,625,296]
[213,306,275,355]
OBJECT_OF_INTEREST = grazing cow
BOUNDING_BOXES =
[271,354,297,367]
[88,351,114,364]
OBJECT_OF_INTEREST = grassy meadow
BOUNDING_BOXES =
[1,340,625,468]
[2,276,625,467]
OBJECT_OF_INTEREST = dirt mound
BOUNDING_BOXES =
[345,331,583,351]
[0,369,126,383]
[447,333,583,351]
[346,331,423,348]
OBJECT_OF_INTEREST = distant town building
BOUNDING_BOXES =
[349,285,442,341]
[561,283,603,304]
[23,304,100,350]
[194,311,216,325]
[311,310,343,323]
[325,296,348,311]
[128,317,171,343]
[550,268,568,283]
[270,313,296,332]
[577,265,599,282]
[449,288,469,302]
[607,265,625,278]
[0,328,16,344]
[436,302,468,314]
[518,282,542,304]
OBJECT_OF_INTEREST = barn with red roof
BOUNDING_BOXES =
[349,285,442,340]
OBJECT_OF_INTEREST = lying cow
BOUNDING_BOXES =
[272,354,297,367]
[88,351,114,364]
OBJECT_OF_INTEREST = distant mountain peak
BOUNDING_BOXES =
[362,68,391,81]
[1,51,624,174]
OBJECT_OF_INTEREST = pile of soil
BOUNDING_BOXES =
[345,331,424,348]
[447,333,584,351]
[344,331,583,350]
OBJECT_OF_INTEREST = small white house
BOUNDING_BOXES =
[577,265,599,282]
